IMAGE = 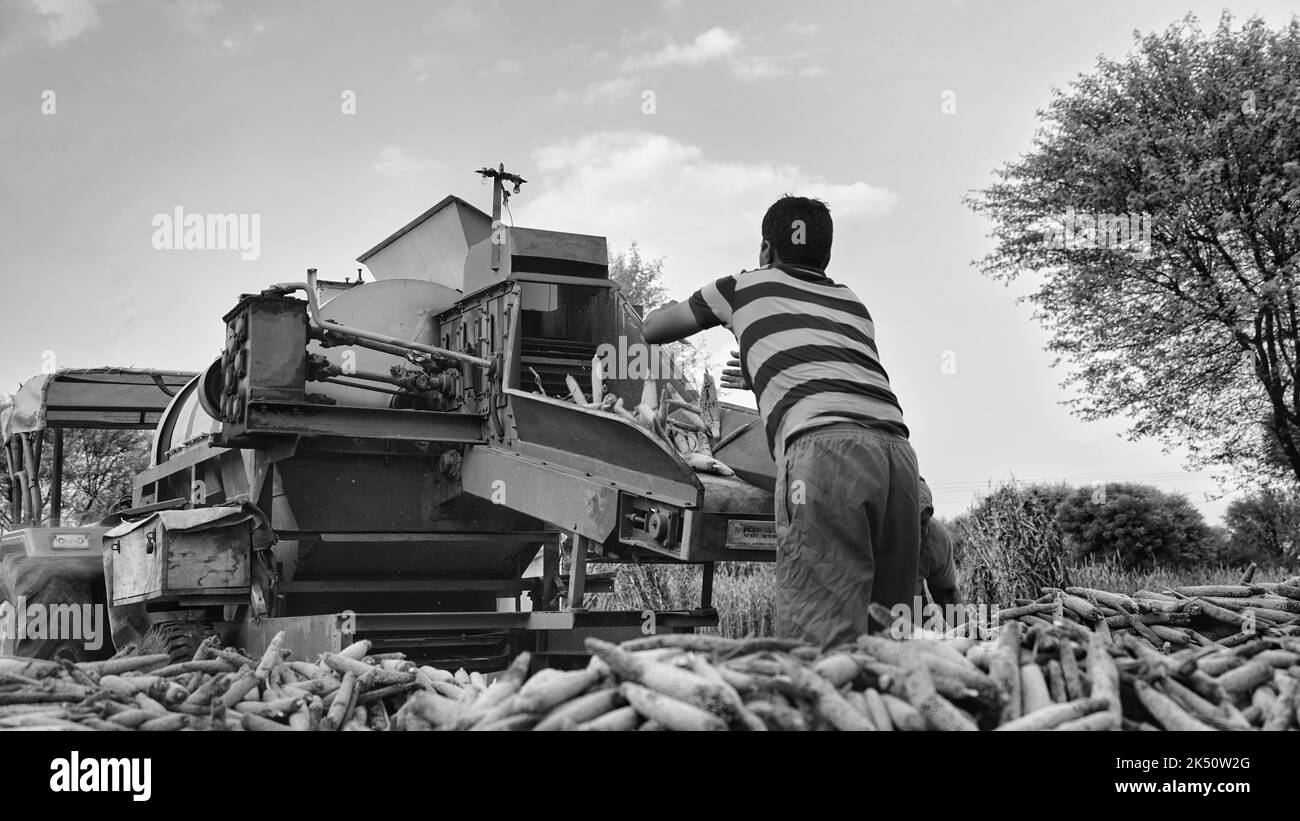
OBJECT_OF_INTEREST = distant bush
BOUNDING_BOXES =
[1201,525,1233,564]
[952,482,1072,605]
[1054,482,1211,569]
[1220,487,1300,568]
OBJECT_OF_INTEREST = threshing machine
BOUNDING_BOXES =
[9,166,780,670]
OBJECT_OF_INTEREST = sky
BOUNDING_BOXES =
[2,0,1297,520]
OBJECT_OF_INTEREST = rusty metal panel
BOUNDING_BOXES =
[461,445,620,543]
[357,196,491,290]
[504,389,700,504]
[712,409,777,494]
[229,613,347,658]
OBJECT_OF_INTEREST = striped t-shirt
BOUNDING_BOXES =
[687,262,908,458]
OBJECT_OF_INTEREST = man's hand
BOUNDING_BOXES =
[720,349,750,391]
[928,584,962,613]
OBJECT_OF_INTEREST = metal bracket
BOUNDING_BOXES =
[541,536,560,610]
[566,533,588,611]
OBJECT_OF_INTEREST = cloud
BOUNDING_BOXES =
[0,6,41,54]
[482,57,523,76]
[553,26,822,102]
[583,77,637,104]
[620,26,740,71]
[31,0,106,46]
[408,47,450,81]
[728,55,789,81]
[168,0,221,33]
[219,19,265,51]
[428,0,484,34]
[554,77,637,106]
[523,131,897,294]
[372,146,439,179]
[615,26,823,82]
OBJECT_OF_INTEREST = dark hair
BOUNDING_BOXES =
[761,195,832,268]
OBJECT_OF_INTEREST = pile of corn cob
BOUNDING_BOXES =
[554,360,733,476]
[0,633,423,731]
[2,576,1297,731]
[946,572,1300,731]
[391,606,1298,731]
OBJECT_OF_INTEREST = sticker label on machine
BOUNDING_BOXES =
[726,520,776,550]
[51,532,92,550]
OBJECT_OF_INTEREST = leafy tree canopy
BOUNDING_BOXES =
[1056,482,1211,568]
[968,14,1300,485]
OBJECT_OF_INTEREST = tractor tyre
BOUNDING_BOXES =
[142,621,216,664]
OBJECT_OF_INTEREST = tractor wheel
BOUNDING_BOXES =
[0,582,112,662]
[142,621,216,664]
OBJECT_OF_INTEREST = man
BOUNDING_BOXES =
[642,195,920,648]
[917,477,961,619]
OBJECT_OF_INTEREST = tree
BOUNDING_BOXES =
[966,14,1300,485]
[1055,482,1211,568]
[1220,486,1300,566]
[1203,524,1234,564]
[608,242,709,384]
[609,242,668,313]
[58,429,152,524]
[0,429,150,529]
[0,458,11,531]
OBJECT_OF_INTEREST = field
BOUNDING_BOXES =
[1064,558,1271,592]
[587,562,775,639]
[587,558,1293,640]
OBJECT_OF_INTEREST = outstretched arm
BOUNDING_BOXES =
[643,299,707,344]
[644,276,735,344]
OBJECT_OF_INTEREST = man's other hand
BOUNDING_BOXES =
[720,349,750,391]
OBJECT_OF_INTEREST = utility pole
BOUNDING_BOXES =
[475,163,527,272]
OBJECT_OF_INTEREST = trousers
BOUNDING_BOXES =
[774,422,921,648]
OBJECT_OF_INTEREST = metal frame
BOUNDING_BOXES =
[273,271,493,370]
[229,607,719,659]
[567,534,591,609]
[218,400,486,445]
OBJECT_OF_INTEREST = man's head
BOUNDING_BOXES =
[760,195,833,269]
